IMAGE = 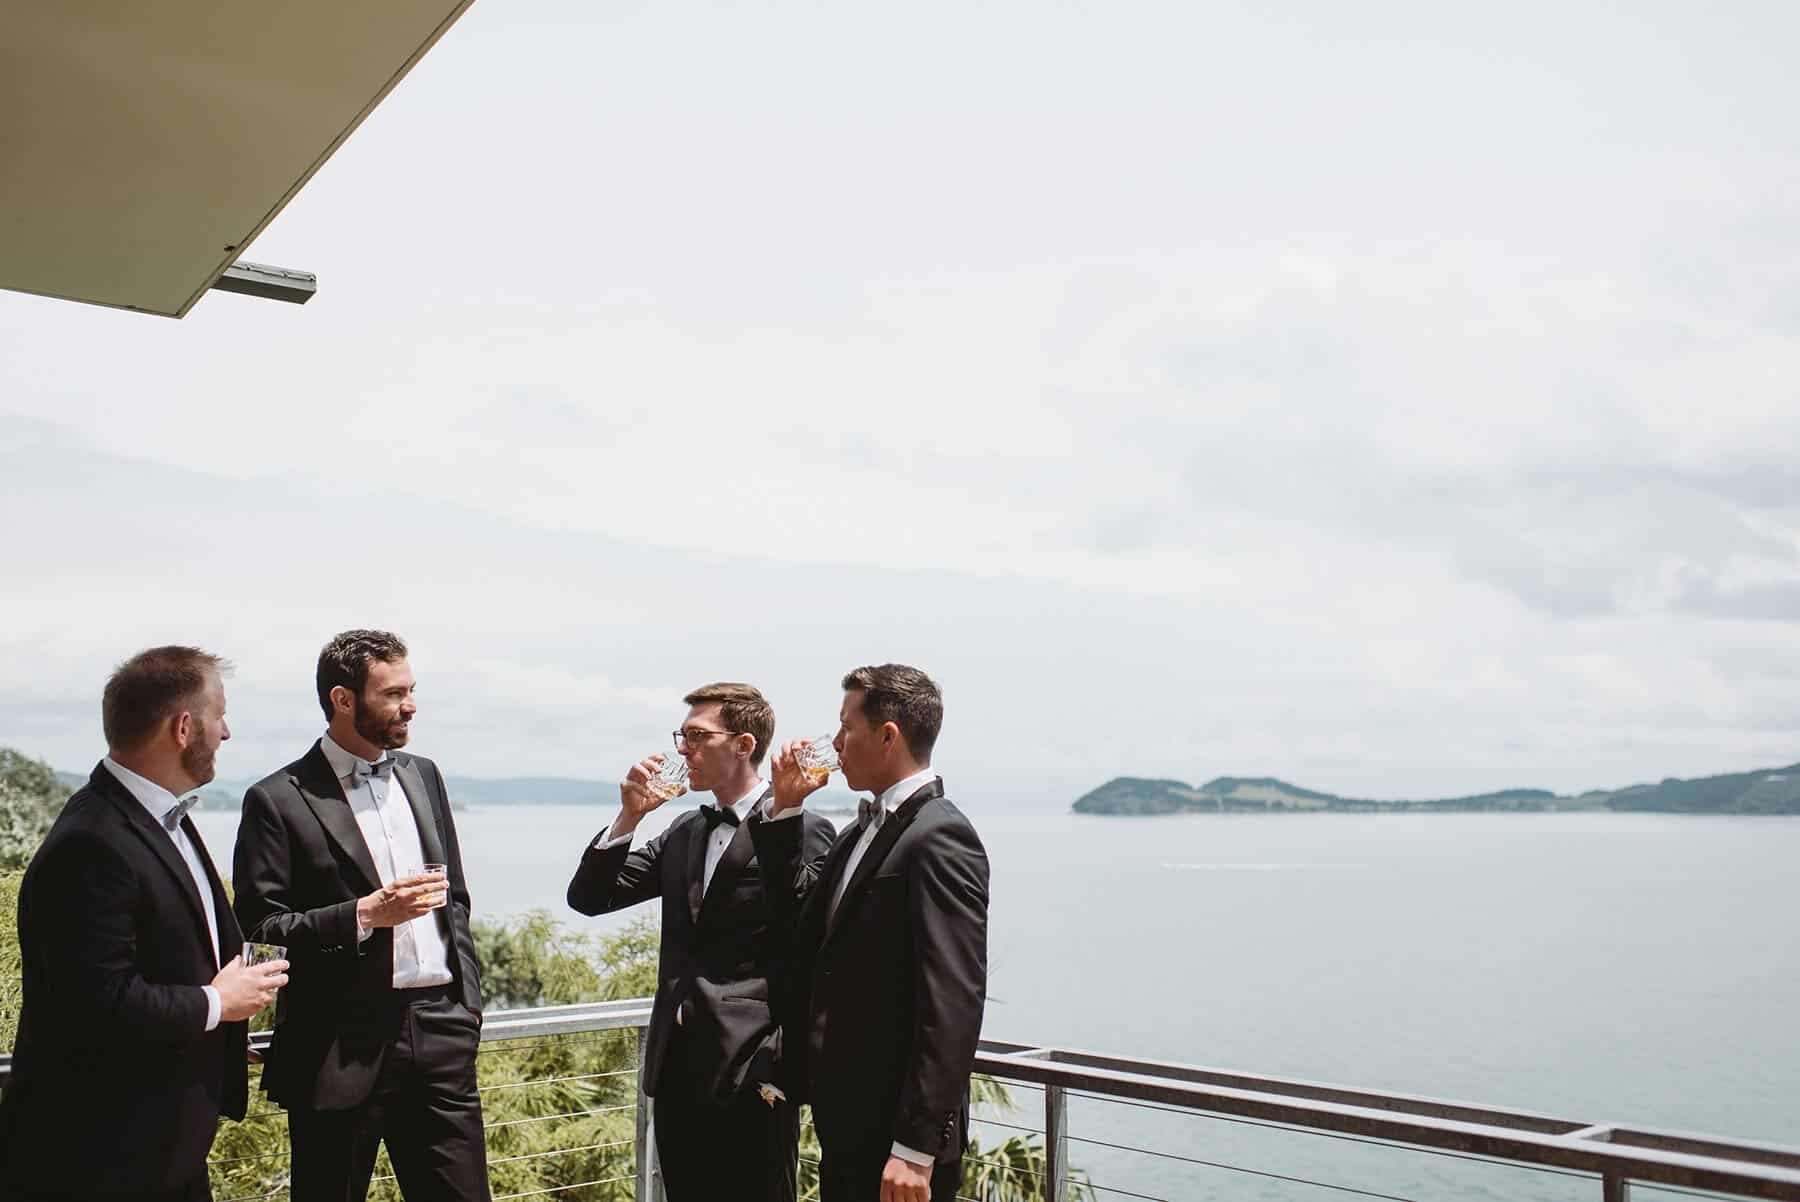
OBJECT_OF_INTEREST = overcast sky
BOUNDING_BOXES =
[4,1,1800,805]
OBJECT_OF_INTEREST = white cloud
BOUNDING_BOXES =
[5,1,1800,801]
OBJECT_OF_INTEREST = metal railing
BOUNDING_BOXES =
[4,1001,1797,1201]
[971,1040,1800,1202]
[209,999,656,1202]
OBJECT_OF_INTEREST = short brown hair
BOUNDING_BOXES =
[102,646,232,751]
[842,664,942,763]
[316,629,409,718]
[683,682,775,768]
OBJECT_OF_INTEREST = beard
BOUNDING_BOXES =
[353,695,411,750]
[180,735,218,786]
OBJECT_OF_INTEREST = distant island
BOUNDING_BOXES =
[54,760,1800,817]
[1071,764,1800,816]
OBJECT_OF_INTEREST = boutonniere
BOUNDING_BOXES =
[758,1082,786,1107]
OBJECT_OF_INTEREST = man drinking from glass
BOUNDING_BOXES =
[758,664,990,1202]
[568,682,836,1202]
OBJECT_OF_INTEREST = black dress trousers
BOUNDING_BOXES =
[286,989,489,1202]
[652,1021,799,1202]
[812,1107,961,1202]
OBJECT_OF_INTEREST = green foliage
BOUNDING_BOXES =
[475,909,658,1009]
[960,1076,1092,1202]
[961,1130,1092,1202]
[458,915,658,1202]
[209,911,659,1201]
[0,748,70,871]
[1,870,21,1052]
[4,885,1076,1201]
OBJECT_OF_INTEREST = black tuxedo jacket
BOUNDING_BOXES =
[751,778,989,1165]
[231,741,483,1110]
[566,791,835,1103]
[0,764,248,1197]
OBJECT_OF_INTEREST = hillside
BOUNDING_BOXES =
[1072,765,1800,815]
[1071,776,1560,814]
[1582,763,1800,814]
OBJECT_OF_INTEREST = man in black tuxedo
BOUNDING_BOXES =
[0,646,287,1201]
[232,630,489,1202]
[756,664,989,1202]
[567,682,835,1202]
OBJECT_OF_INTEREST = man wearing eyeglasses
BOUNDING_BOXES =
[567,682,835,1202]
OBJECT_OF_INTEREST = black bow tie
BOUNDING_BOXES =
[701,804,740,830]
[858,796,885,828]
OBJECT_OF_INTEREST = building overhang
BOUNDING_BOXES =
[1,0,475,318]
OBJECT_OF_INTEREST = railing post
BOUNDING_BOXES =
[1044,1083,1069,1202]
[1603,1175,1631,1201]
[636,1026,665,1202]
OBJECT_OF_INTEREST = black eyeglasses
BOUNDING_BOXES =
[672,728,740,750]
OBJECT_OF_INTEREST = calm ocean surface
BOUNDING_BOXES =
[194,807,1800,1200]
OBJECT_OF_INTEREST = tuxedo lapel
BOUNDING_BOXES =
[394,757,447,868]
[695,788,766,929]
[806,823,862,939]
[94,767,214,958]
[183,814,244,961]
[293,742,383,895]
[820,778,943,952]
[685,812,708,925]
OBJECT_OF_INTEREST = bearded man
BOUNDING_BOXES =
[1,645,285,1201]
[232,629,489,1202]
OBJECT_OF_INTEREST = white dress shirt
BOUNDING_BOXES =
[701,777,765,893]
[828,766,939,920]
[828,765,941,1168]
[101,758,222,1031]
[321,733,453,989]
[598,776,768,1029]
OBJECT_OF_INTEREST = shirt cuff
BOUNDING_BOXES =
[594,818,635,850]
[891,1141,933,1167]
[763,797,804,821]
[357,914,373,943]
[202,985,222,1031]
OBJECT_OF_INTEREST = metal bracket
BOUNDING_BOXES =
[210,260,317,304]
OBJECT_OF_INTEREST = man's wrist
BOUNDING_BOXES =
[768,787,809,816]
[596,813,636,849]
[765,798,805,821]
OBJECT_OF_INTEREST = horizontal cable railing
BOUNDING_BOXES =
[971,1042,1800,1202]
[202,1000,656,1202]
[3,1001,1796,1201]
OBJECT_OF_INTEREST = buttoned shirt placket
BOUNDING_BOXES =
[362,770,421,971]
